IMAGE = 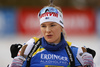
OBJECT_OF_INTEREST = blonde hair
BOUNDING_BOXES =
[62,29,67,39]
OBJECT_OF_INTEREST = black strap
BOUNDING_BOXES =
[65,45,75,67]
[26,38,42,67]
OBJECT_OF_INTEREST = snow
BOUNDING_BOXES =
[0,34,99,67]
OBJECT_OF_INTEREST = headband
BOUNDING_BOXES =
[38,7,64,27]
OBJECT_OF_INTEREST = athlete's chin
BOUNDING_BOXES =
[45,38,54,43]
[47,40,54,43]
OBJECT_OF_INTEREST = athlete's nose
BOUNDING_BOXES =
[46,26,51,33]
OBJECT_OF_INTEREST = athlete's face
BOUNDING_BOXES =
[41,22,62,43]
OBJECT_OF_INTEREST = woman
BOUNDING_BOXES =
[9,3,94,67]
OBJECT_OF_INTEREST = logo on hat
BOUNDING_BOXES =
[40,12,58,18]
[45,17,49,19]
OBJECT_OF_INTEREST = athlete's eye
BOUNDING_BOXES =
[41,25,46,27]
[51,25,55,27]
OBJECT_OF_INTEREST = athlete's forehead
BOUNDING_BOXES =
[41,22,57,25]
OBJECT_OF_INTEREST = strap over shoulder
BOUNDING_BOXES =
[65,41,75,67]
[26,38,42,67]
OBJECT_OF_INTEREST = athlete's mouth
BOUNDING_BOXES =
[47,35,53,37]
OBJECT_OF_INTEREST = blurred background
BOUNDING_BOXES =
[0,0,100,67]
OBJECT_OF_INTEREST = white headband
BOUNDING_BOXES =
[38,7,64,27]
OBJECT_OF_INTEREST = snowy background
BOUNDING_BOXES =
[0,34,99,67]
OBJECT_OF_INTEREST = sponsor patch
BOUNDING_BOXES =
[40,12,58,18]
